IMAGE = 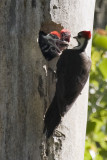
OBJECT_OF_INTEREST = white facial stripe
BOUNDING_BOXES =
[74,37,86,50]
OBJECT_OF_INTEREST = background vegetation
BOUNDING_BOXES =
[84,28,107,160]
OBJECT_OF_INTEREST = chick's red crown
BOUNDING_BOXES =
[50,31,61,39]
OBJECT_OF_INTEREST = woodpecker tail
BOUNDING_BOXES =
[43,96,61,138]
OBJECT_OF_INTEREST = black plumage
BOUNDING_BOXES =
[43,31,92,138]
[39,31,69,61]
[39,31,60,61]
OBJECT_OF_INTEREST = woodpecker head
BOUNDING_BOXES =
[49,30,69,52]
[60,29,71,42]
[73,31,91,47]
[39,30,70,61]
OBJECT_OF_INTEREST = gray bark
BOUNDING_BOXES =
[94,0,107,28]
[0,0,95,160]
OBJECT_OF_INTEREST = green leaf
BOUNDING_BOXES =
[95,154,103,160]
[99,149,107,159]
[93,33,107,50]
[84,150,92,160]
[86,121,96,134]
[93,132,105,143]
[91,47,101,71]
[99,58,107,79]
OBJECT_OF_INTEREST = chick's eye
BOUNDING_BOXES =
[62,33,65,37]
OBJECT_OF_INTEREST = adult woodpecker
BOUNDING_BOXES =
[39,30,70,61]
[43,31,92,138]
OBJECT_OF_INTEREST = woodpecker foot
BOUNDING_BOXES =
[53,130,65,138]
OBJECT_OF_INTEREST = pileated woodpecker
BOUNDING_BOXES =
[44,31,92,138]
[60,29,71,42]
[39,30,71,61]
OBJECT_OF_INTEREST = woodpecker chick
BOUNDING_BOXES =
[44,30,92,138]
[39,30,70,61]
[60,29,71,42]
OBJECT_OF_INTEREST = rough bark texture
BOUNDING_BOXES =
[0,0,95,160]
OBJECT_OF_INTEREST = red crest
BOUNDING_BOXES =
[50,31,61,39]
[82,31,91,39]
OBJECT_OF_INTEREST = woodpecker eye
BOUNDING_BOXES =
[51,34,59,39]
[78,34,82,38]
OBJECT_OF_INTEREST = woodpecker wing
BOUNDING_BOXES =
[44,49,91,138]
[56,50,91,115]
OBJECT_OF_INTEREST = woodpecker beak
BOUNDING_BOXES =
[56,40,69,51]
[61,41,69,45]
[59,41,69,50]
[56,39,69,46]
[73,36,78,39]
[73,36,80,46]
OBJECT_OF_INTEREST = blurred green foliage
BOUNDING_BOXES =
[84,30,107,160]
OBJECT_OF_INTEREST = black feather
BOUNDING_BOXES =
[43,96,61,138]
[39,31,60,61]
[43,38,91,138]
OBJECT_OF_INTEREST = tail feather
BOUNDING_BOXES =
[43,96,61,138]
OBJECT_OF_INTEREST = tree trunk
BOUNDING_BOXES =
[0,0,95,160]
[94,0,107,28]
